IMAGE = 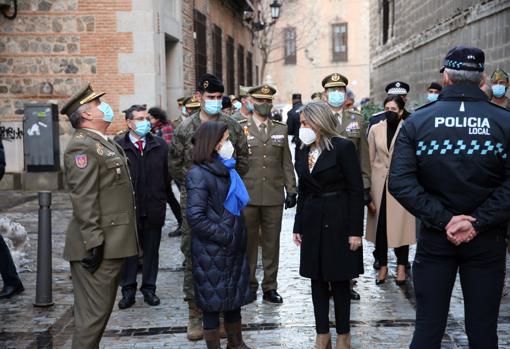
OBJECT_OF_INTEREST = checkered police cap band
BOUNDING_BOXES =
[443,59,484,72]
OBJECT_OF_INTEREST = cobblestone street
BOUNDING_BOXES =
[0,190,509,349]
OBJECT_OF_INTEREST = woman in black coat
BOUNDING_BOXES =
[293,101,364,349]
[186,121,251,349]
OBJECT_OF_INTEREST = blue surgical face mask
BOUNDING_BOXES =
[233,101,242,111]
[98,102,114,123]
[203,99,222,115]
[492,84,507,98]
[133,119,151,137]
[181,106,187,115]
[246,101,254,112]
[427,93,439,102]
[327,90,345,107]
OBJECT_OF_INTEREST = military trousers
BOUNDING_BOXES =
[179,188,195,302]
[70,258,124,349]
[410,228,506,349]
[243,205,284,292]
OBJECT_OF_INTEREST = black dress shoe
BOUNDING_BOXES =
[168,225,182,237]
[142,292,160,306]
[0,282,24,299]
[118,289,136,309]
[263,290,283,304]
[349,288,361,300]
[373,259,381,270]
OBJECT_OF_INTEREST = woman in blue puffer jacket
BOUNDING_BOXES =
[186,121,252,349]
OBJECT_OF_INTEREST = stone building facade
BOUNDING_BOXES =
[0,0,262,186]
[370,0,510,107]
[264,0,370,106]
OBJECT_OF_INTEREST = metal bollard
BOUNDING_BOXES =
[34,191,54,307]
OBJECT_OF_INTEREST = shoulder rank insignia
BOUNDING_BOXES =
[75,154,88,169]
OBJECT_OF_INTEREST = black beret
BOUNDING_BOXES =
[292,93,302,100]
[222,95,231,109]
[428,82,442,91]
[197,73,224,93]
[385,81,410,95]
[440,46,485,73]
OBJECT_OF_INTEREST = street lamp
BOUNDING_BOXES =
[270,0,281,21]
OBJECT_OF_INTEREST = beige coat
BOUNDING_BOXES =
[365,120,416,248]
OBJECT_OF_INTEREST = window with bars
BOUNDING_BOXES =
[212,25,222,79]
[194,10,207,82]
[238,44,245,87]
[332,23,348,62]
[226,36,235,95]
[246,51,253,86]
[284,27,297,65]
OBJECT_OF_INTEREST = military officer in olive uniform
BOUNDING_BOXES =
[169,73,249,340]
[490,68,510,110]
[240,85,297,304]
[183,95,201,116]
[322,73,371,301]
[61,84,139,349]
[231,85,253,122]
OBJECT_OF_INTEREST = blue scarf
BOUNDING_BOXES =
[219,156,250,216]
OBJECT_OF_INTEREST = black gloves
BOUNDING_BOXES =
[363,188,372,206]
[81,244,104,274]
[285,193,297,209]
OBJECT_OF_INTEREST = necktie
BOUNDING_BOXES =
[259,123,267,139]
[335,113,342,126]
[136,140,144,155]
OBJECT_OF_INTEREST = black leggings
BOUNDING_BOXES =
[311,279,350,334]
[375,189,409,266]
[202,308,241,330]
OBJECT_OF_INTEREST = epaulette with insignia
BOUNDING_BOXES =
[272,119,286,126]
[238,119,247,123]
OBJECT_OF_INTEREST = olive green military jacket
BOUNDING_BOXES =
[231,110,249,122]
[168,112,249,184]
[63,128,139,262]
[239,117,297,206]
[336,109,371,189]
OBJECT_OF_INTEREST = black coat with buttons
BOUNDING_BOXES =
[293,137,365,281]
[186,159,251,312]
[116,132,170,229]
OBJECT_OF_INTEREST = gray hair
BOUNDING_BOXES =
[68,103,90,129]
[444,68,484,85]
[300,101,341,152]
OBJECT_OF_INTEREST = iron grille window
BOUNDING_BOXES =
[332,23,348,62]
[238,44,245,87]
[247,51,253,86]
[212,25,222,79]
[194,10,207,83]
[284,27,297,65]
[226,36,235,95]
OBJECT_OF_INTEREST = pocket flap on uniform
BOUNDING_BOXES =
[105,157,123,169]
[100,212,130,227]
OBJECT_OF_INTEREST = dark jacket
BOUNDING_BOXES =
[369,109,411,131]
[0,138,5,181]
[389,83,510,234]
[294,137,364,281]
[116,132,170,229]
[287,102,303,148]
[186,159,251,312]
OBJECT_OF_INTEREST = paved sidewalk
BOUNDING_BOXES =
[0,190,509,348]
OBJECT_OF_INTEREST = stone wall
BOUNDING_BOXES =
[0,0,134,134]
[369,0,510,107]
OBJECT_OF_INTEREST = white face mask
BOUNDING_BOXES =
[299,127,317,145]
[218,140,234,159]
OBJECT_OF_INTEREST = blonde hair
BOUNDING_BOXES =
[300,101,341,151]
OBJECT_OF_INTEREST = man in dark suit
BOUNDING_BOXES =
[116,104,170,309]
[0,138,25,299]
[286,93,303,159]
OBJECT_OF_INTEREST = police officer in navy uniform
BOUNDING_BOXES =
[389,46,510,349]
[369,81,411,130]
